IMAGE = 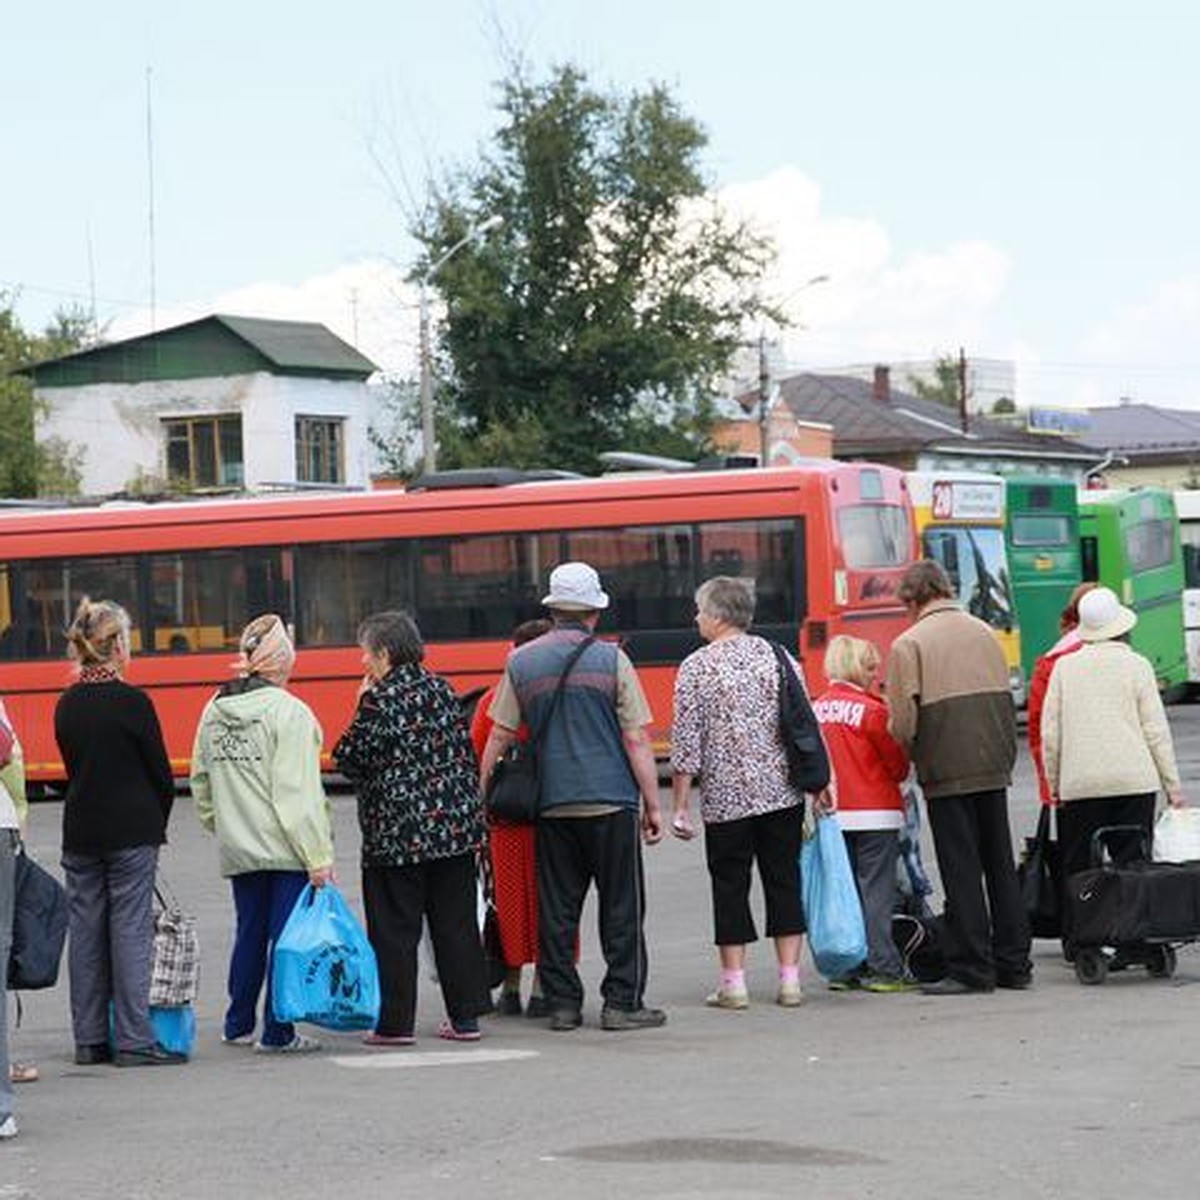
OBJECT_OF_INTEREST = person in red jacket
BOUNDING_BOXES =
[470,619,552,1018]
[1027,582,1097,807]
[812,635,912,991]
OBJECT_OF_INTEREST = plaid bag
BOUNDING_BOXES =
[150,880,200,1007]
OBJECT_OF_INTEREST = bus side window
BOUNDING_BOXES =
[1081,535,1099,582]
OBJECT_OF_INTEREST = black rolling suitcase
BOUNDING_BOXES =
[1066,824,1200,984]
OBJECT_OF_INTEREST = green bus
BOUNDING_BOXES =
[1078,487,1187,692]
[1006,477,1083,689]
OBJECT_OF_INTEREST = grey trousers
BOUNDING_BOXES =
[844,829,904,978]
[63,844,158,1052]
[0,830,16,1123]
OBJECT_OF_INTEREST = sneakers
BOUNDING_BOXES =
[495,990,523,1016]
[221,1032,256,1047]
[860,973,918,994]
[362,1031,415,1047]
[548,1008,583,1032]
[705,986,750,1010]
[0,1115,16,1141]
[775,981,805,1007]
[827,975,862,992]
[114,1043,188,1067]
[254,1033,321,1054]
[524,995,552,1020]
[600,1005,667,1031]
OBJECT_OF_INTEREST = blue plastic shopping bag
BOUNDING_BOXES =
[271,884,381,1031]
[800,815,868,979]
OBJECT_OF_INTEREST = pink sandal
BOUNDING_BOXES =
[362,1031,415,1047]
[437,1019,481,1042]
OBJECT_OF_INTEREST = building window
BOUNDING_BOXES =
[295,417,344,484]
[164,416,244,488]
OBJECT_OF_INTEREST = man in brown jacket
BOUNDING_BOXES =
[887,560,1031,994]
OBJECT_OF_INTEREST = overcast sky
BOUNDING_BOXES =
[5,0,1199,410]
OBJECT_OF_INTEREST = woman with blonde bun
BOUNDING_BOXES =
[55,597,183,1068]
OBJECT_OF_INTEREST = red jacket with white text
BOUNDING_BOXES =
[812,681,909,831]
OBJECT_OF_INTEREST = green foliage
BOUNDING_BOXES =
[412,63,777,474]
[908,355,962,410]
[0,293,96,498]
[992,395,1016,415]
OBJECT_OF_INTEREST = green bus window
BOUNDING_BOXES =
[1010,514,1071,547]
[1123,519,1175,573]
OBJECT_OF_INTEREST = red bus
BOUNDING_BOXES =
[0,462,915,783]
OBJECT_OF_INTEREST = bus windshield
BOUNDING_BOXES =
[922,526,1014,631]
[837,504,909,568]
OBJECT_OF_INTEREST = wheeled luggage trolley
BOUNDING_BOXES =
[1065,824,1200,985]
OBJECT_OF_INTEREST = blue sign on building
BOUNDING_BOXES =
[1027,407,1091,437]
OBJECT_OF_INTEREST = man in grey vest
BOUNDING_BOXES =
[480,562,666,1032]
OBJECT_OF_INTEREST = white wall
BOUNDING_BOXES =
[37,372,371,494]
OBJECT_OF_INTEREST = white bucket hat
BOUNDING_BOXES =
[542,562,610,611]
[1077,586,1137,642]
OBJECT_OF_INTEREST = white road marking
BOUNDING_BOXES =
[331,1048,539,1070]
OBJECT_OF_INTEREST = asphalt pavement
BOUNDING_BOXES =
[5,708,1200,1198]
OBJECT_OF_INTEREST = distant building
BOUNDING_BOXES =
[732,365,1098,479]
[1077,402,1200,489]
[26,314,378,495]
[833,357,1017,416]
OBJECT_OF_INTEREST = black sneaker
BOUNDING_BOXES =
[548,1007,582,1032]
[600,1005,667,1031]
[496,991,523,1016]
[113,1042,188,1067]
[525,995,551,1019]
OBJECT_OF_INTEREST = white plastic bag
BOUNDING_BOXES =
[1152,808,1200,863]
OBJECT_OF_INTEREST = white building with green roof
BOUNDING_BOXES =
[27,314,378,494]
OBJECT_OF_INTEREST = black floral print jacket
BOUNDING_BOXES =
[333,662,485,868]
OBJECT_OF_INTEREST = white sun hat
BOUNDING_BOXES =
[542,562,610,611]
[1076,586,1137,642]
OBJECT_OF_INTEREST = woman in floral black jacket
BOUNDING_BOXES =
[334,610,489,1044]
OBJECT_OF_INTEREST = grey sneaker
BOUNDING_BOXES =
[600,1005,667,1031]
[0,1115,16,1140]
[254,1033,321,1054]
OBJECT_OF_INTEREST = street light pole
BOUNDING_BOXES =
[756,273,830,468]
[418,213,504,475]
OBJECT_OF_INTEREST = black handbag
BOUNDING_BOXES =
[485,636,596,824]
[1018,806,1060,938]
[768,641,831,794]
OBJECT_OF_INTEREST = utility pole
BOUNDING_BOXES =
[957,346,969,434]
[758,331,771,466]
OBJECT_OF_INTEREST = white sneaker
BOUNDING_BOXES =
[704,986,750,1010]
[0,1115,17,1140]
[254,1033,321,1055]
[776,981,805,1007]
[221,1032,256,1046]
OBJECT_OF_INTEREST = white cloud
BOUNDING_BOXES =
[109,165,1019,394]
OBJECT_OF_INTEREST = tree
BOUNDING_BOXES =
[0,293,96,497]
[908,355,962,410]
[411,64,778,474]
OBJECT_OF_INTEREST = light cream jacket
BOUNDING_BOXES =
[1041,640,1180,802]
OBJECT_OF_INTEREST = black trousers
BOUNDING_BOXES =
[537,809,648,1014]
[703,804,805,946]
[362,853,490,1037]
[926,789,1032,988]
[1057,792,1156,939]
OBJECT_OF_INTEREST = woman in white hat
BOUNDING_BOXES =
[1041,586,1185,946]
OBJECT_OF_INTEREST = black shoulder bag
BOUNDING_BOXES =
[768,641,831,795]
[485,636,596,824]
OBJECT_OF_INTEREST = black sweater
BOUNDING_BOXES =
[55,680,175,855]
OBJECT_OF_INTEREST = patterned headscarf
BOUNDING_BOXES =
[236,614,296,685]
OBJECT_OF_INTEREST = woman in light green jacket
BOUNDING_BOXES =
[191,615,333,1054]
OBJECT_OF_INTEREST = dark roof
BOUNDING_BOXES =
[211,315,377,375]
[23,314,377,387]
[1080,403,1200,457]
[764,372,1098,463]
